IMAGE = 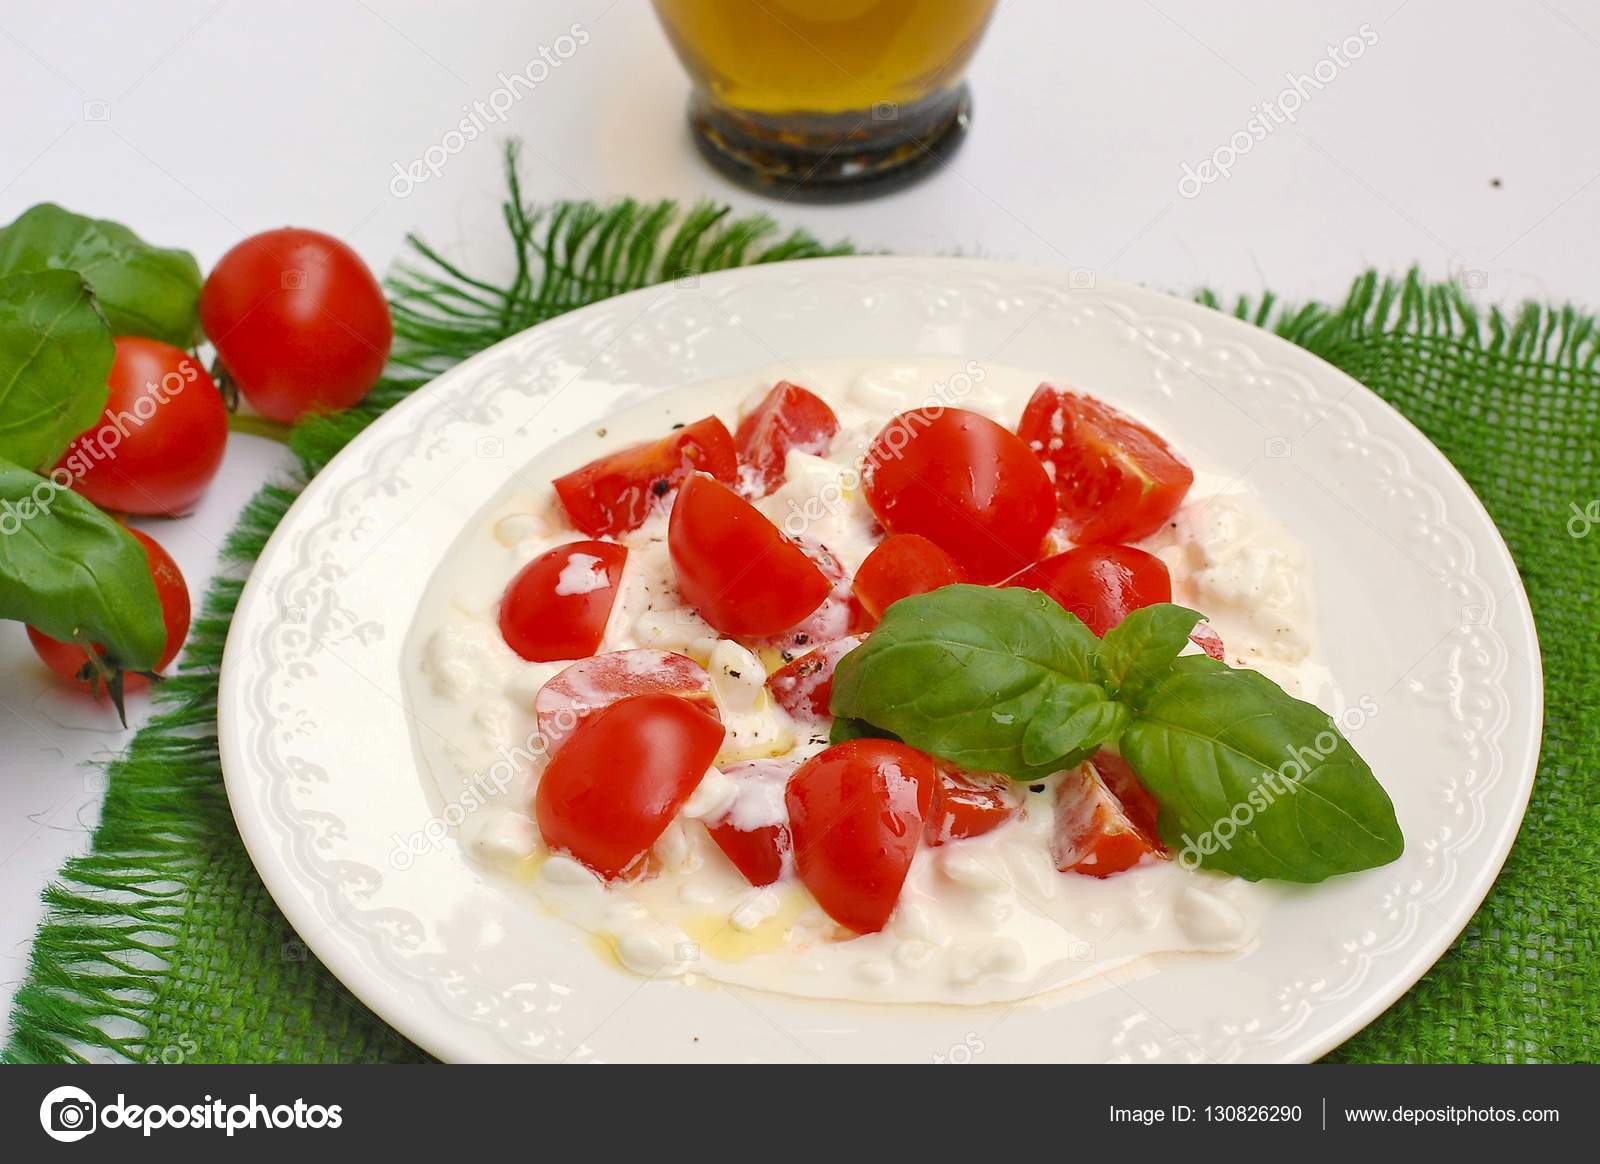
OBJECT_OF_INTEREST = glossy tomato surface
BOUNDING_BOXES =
[750,539,866,654]
[1051,751,1168,878]
[705,759,794,887]
[765,634,865,722]
[498,540,626,662]
[554,416,737,538]
[57,337,227,516]
[785,739,935,933]
[925,765,1024,846]
[1018,384,1193,544]
[201,227,392,422]
[863,408,1054,582]
[734,381,839,496]
[851,533,966,623]
[535,648,716,755]
[28,527,190,689]
[534,693,725,880]
[667,474,830,637]
[1001,543,1171,635]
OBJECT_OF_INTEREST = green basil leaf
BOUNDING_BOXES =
[1098,602,1202,699]
[0,271,115,471]
[1119,656,1404,882]
[830,585,1104,779]
[0,203,202,347]
[828,716,899,745]
[1021,684,1126,766]
[0,456,164,669]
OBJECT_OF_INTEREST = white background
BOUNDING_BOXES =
[1,0,1595,1037]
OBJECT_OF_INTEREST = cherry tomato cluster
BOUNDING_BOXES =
[29,228,391,706]
[507,377,1204,933]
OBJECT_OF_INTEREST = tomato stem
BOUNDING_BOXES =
[226,413,294,445]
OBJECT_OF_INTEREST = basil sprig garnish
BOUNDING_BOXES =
[830,586,1404,882]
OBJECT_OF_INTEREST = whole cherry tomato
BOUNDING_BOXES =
[863,408,1055,583]
[667,474,830,637]
[734,381,839,496]
[554,415,738,538]
[55,337,227,517]
[785,739,935,933]
[498,540,627,662]
[201,227,392,422]
[534,693,725,880]
[1001,544,1171,636]
[1018,384,1193,544]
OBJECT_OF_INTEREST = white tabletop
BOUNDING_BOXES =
[1,0,1592,1041]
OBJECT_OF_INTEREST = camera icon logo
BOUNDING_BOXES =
[40,1085,97,1142]
[281,269,308,290]
[82,99,110,122]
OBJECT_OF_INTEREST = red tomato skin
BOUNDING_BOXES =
[201,228,392,423]
[862,408,1055,583]
[535,693,725,880]
[498,541,627,662]
[765,634,865,722]
[667,474,831,637]
[925,765,1023,846]
[1052,752,1168,878]
[734,381,840,496]
[56,337,227,517]
[852,533,967,623]
[535,649,716,756]
[705,759,794,887]
[1001,544,1171,636]
[1189,623,1226,661]
[1018,384,1193,545]
[28,527,191,688]
[750,540,866,654]
[554,416,737,538]
[785,740,936,934]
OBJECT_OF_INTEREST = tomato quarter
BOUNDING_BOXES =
[667,474,831,637]
[925,765,1024,846]
[785,739,935,933]
[1018,384,1193,544]
[735,381,839,496]
[498,540,626,662]
[852,533,966,623]
[1052,751,1168,878]
[705,758,794,887]
[534,692,725,880]
[765,633,865,722]
[554,415,737,538]
[1001,543,1171,636]
[863,408,1055,583]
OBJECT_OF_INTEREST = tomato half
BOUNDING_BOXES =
[554,416,737,538]
[765,633,865,722]
[535,648,717,756]
[1051,751,1168,878]
[785,739,935,933]
[534,692,725,880]
[925,765,1024,846]
[735,381,839,496]
[498,540,626,662]
[201,227,392,422]
[705,758,794,887]
[1018,384,1193,544]
[667,474,831,637]
[852,533,966,623]
[863,408,1055,583]
[28,527,190,691]
[1001,544,1171,636]
[56,337,227,517]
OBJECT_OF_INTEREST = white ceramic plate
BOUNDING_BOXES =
[218,257,1541,1063]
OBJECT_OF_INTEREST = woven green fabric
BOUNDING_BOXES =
[5,152,1595,1064]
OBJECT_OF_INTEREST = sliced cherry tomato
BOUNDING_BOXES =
[705,759,794,886]
[55,337,227,517]
[535,692,725,880]
[498,540,626,662]
[201,227,392,422]
[750,539,866,654]
[554,416,737,538]
[1189,623,1226,661]
[535,648,717,756]
[852,533,966,623]
[863,407,1055,583]
[925,765,1024,846]
[786,739,935,933]
[1001,544,1171,636]
[1052,751,1168,878]
[1018,384,1193,545]
[735,381,839,496]
[667,474,830,637]
[765,634,865,722]
[28,527,190,693]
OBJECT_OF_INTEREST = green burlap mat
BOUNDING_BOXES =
[5,150,1594,1063]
